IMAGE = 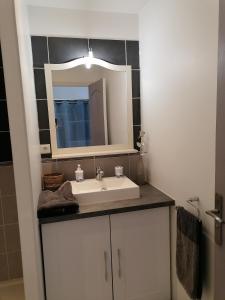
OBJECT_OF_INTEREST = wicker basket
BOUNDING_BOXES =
[43,173,64,191]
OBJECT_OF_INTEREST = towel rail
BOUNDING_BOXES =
[176,197,200,219]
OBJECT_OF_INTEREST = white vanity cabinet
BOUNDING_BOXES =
[42,208,171,300]
[42,216,113,300]
[110,209,171,300]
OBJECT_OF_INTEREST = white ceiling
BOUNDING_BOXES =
[26,0,149,14]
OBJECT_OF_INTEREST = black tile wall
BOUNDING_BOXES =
[132,70,140,98]
[89,39,126,65]
[132,99,141,125]
[0,44,12,163]
[126,41,140,69]
[0,46,2,67]
[0,68,6,100]
[0,101,9,131]
[34,69,47,99]
[37,100,49,130]
[0,132,12,162]
[39,130,50,145]
[31,36,141,156]
[48,37,88,64]
[31,36,48,68]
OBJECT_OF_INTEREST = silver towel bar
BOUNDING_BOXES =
[176,197,200,218]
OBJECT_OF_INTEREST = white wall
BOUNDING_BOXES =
[28,6,139,40]
[53,86,89,100]
[0,0,43,299]
[26,0,148,14]
[139,0,219,299]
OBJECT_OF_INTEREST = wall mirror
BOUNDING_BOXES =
[45,56,136,158]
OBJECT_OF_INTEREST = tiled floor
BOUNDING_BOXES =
[0,279,25,300]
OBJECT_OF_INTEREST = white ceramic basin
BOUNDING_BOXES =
[71,176,140,205]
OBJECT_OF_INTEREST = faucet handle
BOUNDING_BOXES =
[96,166,103,174]
[96,166,104,179]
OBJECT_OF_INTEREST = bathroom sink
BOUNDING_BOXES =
[70,176,140,205]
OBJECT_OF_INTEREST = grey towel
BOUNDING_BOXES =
[176,207,202,299]
[37,181,79,218]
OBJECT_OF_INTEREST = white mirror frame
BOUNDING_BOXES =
[44,57,137,159]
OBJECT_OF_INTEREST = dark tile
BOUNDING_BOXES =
[0,132,12,163]
[2,195,18,224]
[0,68,6,99]
[126,41,140,69]
[94,155,129,177]
[90,39,126,65]
[57,158,95,180]
[48,37,88,64]
[133,125,141,150]
[34,69,47,99]
[132,70,140,98]
[0,227,6,253]
[39,130,50,144]
[37,100,49,130]
[8,251,23,279]
[0,166,15,196]
[31,36,49,68]
[74,159,95,180]
[0,253,8,281]
[132,99,141,125]
[0,101,9,131]
[5,224,21,252]
[42,160,58,176]
[0,45,3,67]
[0,200,3,225]
[128,153,139,182]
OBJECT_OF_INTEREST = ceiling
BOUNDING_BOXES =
[26,0,149,14]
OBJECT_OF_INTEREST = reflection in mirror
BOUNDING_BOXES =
[53,80,108,148]
[52,64,128,148]
[45,57,134,158]
[53,85,91,148]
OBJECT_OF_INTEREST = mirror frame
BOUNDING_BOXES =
[44,57,137,158]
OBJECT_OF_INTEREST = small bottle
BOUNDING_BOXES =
[75,164,84,182]
[115,166,124,177]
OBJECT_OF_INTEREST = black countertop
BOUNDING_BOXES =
[39,184,175,225]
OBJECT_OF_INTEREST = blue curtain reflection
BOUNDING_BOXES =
[54,99,90,148]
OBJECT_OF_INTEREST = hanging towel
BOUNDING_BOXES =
[176,207,202,299]
[37,181,79,218]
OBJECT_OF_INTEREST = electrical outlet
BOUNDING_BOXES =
[40,144,51,154]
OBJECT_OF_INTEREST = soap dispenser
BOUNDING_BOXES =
[75,164,84,182]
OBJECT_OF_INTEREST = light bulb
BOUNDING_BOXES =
[85,49,94,69]
[89,49,93,58]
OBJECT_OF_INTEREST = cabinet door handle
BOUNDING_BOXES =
[104,251,108,282]
[117,248,122,278]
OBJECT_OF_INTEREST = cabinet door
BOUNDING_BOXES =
[110,208,171,300]
[42,216,113,300]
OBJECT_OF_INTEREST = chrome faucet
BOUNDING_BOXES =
[96,166,104,181]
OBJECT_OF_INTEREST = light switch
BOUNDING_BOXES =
[40,144,51,154]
